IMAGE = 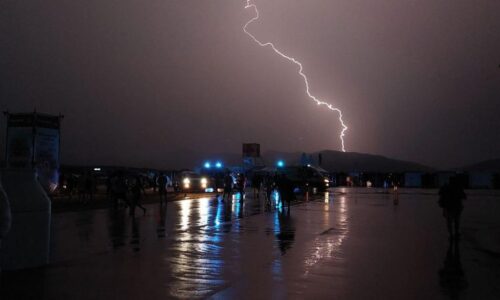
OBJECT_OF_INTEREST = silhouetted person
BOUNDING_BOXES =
[236,173,246,199]
[264,175,275,209]
[85,171,95,202]
[152,174,158,192]
[439,177,466,240]
[130,176,146,216]
[158,173,167,205]
[113,172,130,208]
[439,239,468,297]
[214,172,224,196]
[277,174,293,211]
[222,172,233,202]
[251,173,262,198]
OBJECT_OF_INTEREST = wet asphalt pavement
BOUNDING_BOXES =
[1,188,500,299]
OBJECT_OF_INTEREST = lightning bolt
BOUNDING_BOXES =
[243,0,348,152]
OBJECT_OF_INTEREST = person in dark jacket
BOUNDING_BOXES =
[236,173,246,199]
[130,176,146,216]
[439,177,466,240]
[158,173,167,205]
[277,174,294,211]
[251,173,262,198]
[222,172,233,202]
[264,175,275,209]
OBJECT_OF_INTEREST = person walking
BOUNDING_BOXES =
[439,177,466,240]
[222,172,233,202]
[264,175,275,208]
[152,174,158,193]
[85,171,95,202]
[251,173,262,199]
[236,173,246,199]
[130,176,146,216]
[277,174,293,212]
[113,172,130,208]
[158,173,167,205]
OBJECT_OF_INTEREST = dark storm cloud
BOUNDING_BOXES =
[1,0,499,168]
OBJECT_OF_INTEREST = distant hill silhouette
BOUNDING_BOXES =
[460,158,500,172]
[262,150,433,173]
[61,149,434,173]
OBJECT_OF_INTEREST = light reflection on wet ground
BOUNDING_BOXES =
[1,189,500,299]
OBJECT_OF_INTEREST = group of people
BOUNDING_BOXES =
[107,172,170,216]
[221,172,295,211]
[59,169,466,238]
[107,172,147,216]
[59,172,96,202]
[58,170,171,217]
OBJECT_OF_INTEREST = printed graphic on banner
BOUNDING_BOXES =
[6,127,33,169]
[35,127,60,192]
[242,143,260,158]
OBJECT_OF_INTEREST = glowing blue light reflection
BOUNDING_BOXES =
[215,201,222,227]
[273,191,282,209]
[215,162,223,168]
[277,160,285,168]
[204,162,211,169]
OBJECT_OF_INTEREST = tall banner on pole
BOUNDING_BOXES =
[5,114,34,169]
[242,143,261,170]
[34,116,61,192]
[4,112,62,193]
[242,143,260,158]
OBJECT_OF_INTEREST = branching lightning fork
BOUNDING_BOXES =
[243,0,348,152]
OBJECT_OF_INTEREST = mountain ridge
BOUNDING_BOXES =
[460,158,500,172]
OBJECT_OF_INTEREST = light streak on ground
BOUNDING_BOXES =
[243,0,348,152]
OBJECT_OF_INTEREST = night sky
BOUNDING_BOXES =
[1,0,499,169]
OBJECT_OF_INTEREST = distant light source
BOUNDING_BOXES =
[204,162,211,169]
[183,177,190,189]
[215,162,223,168]
[93,168,101,171]
[277,160,285,168]
[201,177,208,189]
